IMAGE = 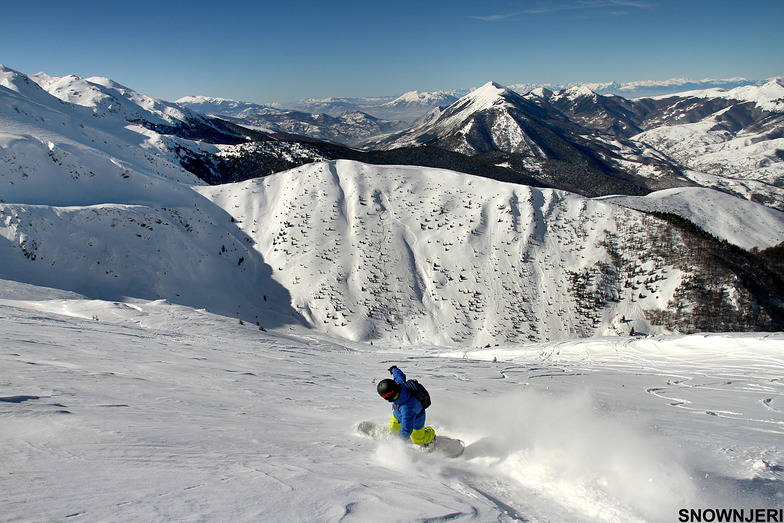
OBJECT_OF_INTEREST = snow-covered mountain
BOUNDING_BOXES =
[226,110,407,147]
[4,128,782,346]
[0,65,281,188]
[372,80,784,210]
[2,65,783,346]
[374,82,544,154]
[175,95,282,118]
[0,65,210,195]
[371,81,688,196]
[0,65,301,324]
[178,96,408,147]
[284,89,466,123]
[373,89,461,122]
[511,76,770,100]
[535,79,784,210]
[629,80,784,209]
[176,78,784,211]
[196,160,784,344]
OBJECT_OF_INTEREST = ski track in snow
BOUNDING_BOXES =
[1,281,782,522]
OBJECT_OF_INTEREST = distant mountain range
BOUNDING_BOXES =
[178,89,463,125]
[2,64,783,344]
[179,76,784,210]
[512,76,772,99]
[180,76,774,121]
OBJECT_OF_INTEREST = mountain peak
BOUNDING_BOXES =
[459,81,513,112]
[473,80,508,95]
[555,85,598,102]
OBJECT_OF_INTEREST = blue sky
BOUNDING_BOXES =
[2,0,782,104]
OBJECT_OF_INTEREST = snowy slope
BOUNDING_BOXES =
[0,65,234,198]
[518,79,784,211]
[197,160,621,345]
[599,187,784,251]
[32,73,212,127]
[1,280,781,522]
[651,79,784,113]
[627,80,784,209]
[0,67,205,204]
[0,65,300,325]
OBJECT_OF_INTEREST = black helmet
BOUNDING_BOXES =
[377,379,401,401]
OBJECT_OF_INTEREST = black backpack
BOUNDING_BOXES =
[403,379,431,409]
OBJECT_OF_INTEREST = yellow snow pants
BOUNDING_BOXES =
[389,416,435,445]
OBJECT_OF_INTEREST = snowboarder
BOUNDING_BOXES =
[376,366,435,447]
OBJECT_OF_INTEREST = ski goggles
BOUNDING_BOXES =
[382,390,399,401]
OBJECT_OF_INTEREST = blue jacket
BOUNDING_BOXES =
[390,367,425,438]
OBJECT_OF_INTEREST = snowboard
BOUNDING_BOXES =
[357,421,465,458]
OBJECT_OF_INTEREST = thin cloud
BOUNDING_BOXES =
[470,11,527,21]
[472,0,654,20]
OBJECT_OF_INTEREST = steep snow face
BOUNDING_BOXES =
[454,81,510,114]
[197,160,767,346]
[0,201,292,322]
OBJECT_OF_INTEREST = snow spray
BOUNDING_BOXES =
[438,389,699,522]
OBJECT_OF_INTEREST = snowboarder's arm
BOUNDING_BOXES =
[391,366,406,385]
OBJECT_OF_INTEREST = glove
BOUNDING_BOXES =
[388,365,398,375]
